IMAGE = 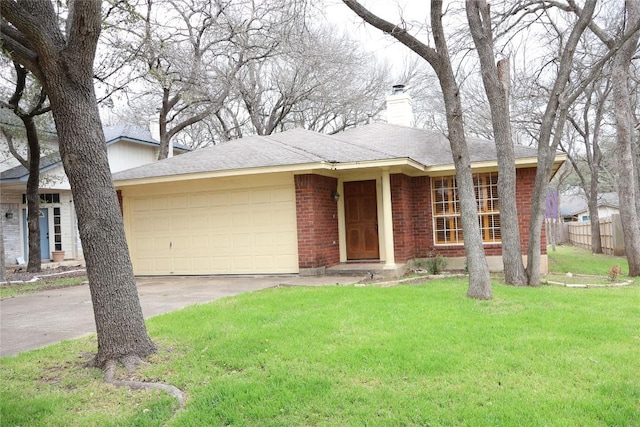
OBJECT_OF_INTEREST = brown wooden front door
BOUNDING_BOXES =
[344,180,380,260]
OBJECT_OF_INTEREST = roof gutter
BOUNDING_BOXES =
[113,158,426,187]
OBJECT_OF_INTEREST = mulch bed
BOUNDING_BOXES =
[3,265,87,284]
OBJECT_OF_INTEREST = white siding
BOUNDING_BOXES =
[107,141,158,173]
[2,137,163,262]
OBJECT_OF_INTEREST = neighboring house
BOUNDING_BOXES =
[1,124,188,265]
[559,192,620,222]
[112,89,565,277]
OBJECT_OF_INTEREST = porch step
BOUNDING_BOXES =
[326,263,406,279]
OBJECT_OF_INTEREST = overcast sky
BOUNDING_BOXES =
[322,0,431,69]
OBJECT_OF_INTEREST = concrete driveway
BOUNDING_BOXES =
[0,275,358,357]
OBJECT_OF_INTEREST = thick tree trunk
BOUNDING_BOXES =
[23,116,42,272]
[588,109,603,254]
[52,78,156,364]
[431,3,491,300]
[466,2,527,286]
[0,219,5,282]
[0,0,157,366]
[525,0,597,285]
[342,0,492,299]
[611,0,640,276]
[442,87,492,299]
[526,146,561,286]
[158,88,171,160]
[587,179,602,254]
[47,80,156,365]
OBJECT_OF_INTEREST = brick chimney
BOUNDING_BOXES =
[385,84,414,127]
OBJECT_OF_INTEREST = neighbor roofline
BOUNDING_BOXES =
[106,136,190,152]
[0,159,63,183]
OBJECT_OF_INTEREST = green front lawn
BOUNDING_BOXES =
[2,275,639,426]
[548,244,631,276]
[0,276,87,299]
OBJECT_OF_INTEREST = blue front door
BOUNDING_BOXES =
[22,208,50,260]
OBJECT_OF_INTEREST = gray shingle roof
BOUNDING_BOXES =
[103,124,190,152]
[113,123,540,182]
[560,192,620,216]
[0,152,61,181]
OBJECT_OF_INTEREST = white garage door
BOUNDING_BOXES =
[125,177,298,275]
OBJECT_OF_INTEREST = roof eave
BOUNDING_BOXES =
[114,158,426,187]
[425,156,544,175]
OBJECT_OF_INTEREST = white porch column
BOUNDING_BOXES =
[381,169,396,270]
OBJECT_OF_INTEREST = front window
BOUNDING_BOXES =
[432,173,501,244]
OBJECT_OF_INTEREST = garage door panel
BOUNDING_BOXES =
[232,212,251,227]
[192,257,211,271]
[275,231,297,246]
[254,233,273,247]
[212,257,231,271]
[153,216,170,231]
[254,255,275,269]
[233,256,253,271]
[133,216,155,233]
[170,195,188,209]
[210,212,231,229]
[128,181,298,275]
[189,193,210,208]
[152,197,169,210]
[190,213,210,231]
[171,216,190,231]
[191,235,210,250]
[211,233,231,250]
[173,258,191,273]
[253,211,272,227]
[211,193,230,206]
[232,234,252,248]
[251,189,272,204]
[231,191,251,205]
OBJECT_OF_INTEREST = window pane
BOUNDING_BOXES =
[432,172,501,244]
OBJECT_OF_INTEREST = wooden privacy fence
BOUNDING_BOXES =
[567,214,625,256]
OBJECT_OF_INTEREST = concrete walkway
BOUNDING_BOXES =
[0,275,359,357]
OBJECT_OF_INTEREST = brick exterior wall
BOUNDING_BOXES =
[390,174,415,262]
[411,176,432,258]
[387,168,545,261]
[294,168,544,269]
[295,174,340,268]
[516,167,547,254]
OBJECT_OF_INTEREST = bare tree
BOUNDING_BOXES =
[1,62,50,272]
[515,0,640,277]
[1,0,156,367]
[0,220,4,282]
[610,0,640,275]
[499,0,599,285]
[108,0,306,157]
[230,22,390,136]
[466,0,527,285]
[562,75,611,254]
[343,0,492,299]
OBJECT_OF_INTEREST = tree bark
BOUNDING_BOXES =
[343,0,492,299]
[525,0,597,285]
[0,218,5,282]
[1,0,156,366]
[23,115,42,271]
[2,63,47,272]
[466,0,527,286]
[611,0,640,276]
